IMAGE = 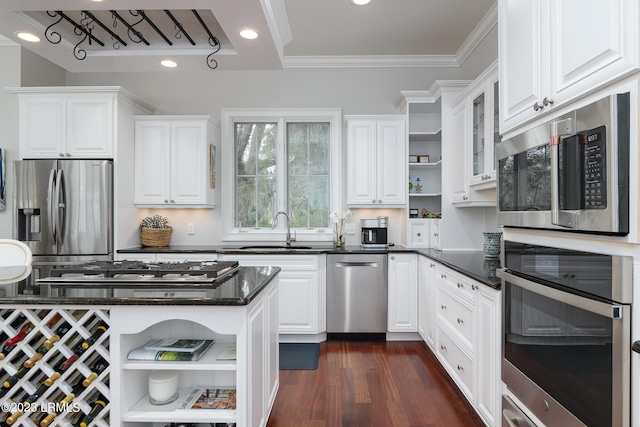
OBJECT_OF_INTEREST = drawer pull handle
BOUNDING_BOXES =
[457,364,464,371]
[440,304,447,310]
[457,318,463,324]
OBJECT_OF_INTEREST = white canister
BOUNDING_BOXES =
[148,370,179,404]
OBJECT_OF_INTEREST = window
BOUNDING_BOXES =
[221,109,342,241]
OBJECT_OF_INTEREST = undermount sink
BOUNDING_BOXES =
[234,245,314,251]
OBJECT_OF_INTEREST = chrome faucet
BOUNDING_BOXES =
[272,211,295,246]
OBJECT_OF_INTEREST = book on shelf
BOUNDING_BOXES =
[143,338,210,353]
[217,345,236,361]
[176,386,236,410]
[128,339,214,361]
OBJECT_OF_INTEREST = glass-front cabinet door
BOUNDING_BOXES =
[469,69,500,190]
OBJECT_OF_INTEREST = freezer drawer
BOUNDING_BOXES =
[326,254,387,333]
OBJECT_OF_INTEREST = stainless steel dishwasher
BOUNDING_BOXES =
[327,253,387,336]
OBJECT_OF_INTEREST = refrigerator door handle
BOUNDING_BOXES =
[47,168,57,244]
[55,169,66,247]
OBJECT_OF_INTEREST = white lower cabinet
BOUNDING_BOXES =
[220,254,325,337]
[111,275,279,427]
[421,256,501,427]
[387,253,418,332]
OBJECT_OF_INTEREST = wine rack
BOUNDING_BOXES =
[0,308,110,427]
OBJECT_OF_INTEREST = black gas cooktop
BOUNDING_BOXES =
[39,260,240,285]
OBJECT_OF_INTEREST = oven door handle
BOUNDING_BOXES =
[497,268,624,319]
[550,117,577,228]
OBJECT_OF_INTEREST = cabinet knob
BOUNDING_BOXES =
[372,199,376,203]
[533,101,544,111]
[390,256,395,260]
[441,273,446,279]
[66,153,71,157]
[416,232,421,237]
[434,233,438,237]
[543,97,554,107]
[164,200,169,203]
[457,282,463,289]
[440,345,446,351]
[378,199,382,204]
[170,200,175,204]
[59,153,65,157]
[472,284,478,291]
[457,364,464,371]
[440,304,446,310]
[457,318,464,324]
[463,195,468,201]
[430,263,435,268]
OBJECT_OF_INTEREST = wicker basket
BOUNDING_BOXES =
[140,226,172,247]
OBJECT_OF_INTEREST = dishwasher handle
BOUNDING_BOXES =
[336,262,379,268]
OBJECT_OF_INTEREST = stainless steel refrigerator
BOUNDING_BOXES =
[13,159,113,288]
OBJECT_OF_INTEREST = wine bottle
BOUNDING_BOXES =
[2,354,32,390]
[24,376,52,404]
[82,356,108,387]
[0,322,34,359]
[24,322,72,368]
[76,394,108,427]
[5,390,30,425]
[78,321,108,351]
[37,390,68,427]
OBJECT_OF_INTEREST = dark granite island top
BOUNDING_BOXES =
[0,266,280,306]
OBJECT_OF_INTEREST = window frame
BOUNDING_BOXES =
[221,108,343,242]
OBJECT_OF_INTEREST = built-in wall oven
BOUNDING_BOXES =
[498,241,632,427]
[496,92,630,235]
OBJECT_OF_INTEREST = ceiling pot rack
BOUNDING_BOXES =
[44,9,221,69]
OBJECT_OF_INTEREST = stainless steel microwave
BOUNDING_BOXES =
[496,92,630,235]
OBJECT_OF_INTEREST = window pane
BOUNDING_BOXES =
[287,122,330,228]
[235,122,277,227]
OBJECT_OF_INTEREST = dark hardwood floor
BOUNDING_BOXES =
[266,340,485,427]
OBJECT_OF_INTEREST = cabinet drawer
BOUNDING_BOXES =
[436,284,474,349]
[436,325,473,400]
[435,265,476,302]
[225,255,318,270]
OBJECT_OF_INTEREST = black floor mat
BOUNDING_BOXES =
[279,343,320,370]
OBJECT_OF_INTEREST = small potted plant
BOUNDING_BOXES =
[140,214,172,247]
[329,210,352,248]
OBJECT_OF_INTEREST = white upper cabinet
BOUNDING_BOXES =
[135,116,217,208]
[499,0,639,134]
[16,93,114,159]
[346,116,406,207]
[450,61,499,207]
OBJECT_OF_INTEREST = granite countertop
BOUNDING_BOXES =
[0,266,280,306]
[117,244,501,289]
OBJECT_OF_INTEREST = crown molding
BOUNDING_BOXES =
[284,54,458,69]
[455,2,498,65]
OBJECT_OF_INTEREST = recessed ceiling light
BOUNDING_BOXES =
[352,0,371,5]
[239,29,259,40]
[16,32,40,43]
[161,60,178,68]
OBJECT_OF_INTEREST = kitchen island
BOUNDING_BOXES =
[0,265,280,427]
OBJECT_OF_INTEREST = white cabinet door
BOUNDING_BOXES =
[407,219,430,248]
[134,120,172,205]
[418,256,437,350]
[18,97,65,158]
[156,253,218,262]
[499,0,639,133]
[476,284,501,427]
[248,296,267,427]
[347,117,406,207]
[387,253,418,332]
[134,117,216,207]
[171,121,209,205]
[499,0,546,133]
[549,0,639,107]
[430,220,441,250]
[66,96,114,158]
[450,101,469,204]
[376,119,406,205]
